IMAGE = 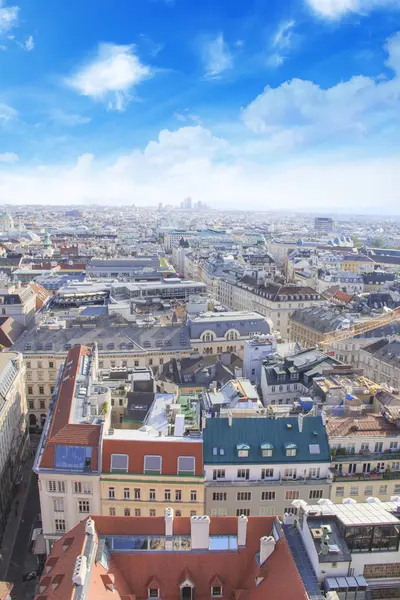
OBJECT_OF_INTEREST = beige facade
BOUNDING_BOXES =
[100,473,204,518]
[205,478,331,518]
[359,344,400,391]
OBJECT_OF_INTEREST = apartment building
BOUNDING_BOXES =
[293,499,400,595]
[34,512,308,600]
[0,352,28,544]
[0,280,37,327]
[101,432,204,518]
[204,415,331,518]
[34,345,110,552]
[15,311,267,428]
[359,338,400,391]
[260,349,339,407]
[327,409,400,503]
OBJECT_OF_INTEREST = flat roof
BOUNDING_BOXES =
[306,502,400,526]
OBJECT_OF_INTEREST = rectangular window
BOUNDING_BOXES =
[54,519,66,533]
[284,468,297,479]
[285,490,300,500]
[309,467,320,479]
[190,490,197,502]
[124,508,131,517]
[108,487,115,499]
[309,490,323,500]
[175,490,182,501]
[236,508,250,516]
[38,373,44,382]
[39,386,44,395]
[149,509,156,517]
[49,361,54,369]
[177,456,195,474]
[212,469,225,480]
[29,400,34,410]
[237,469,250,480]
[379,485,388,495]
[164,489,171,501]
[135,508,141,517]
[261,491,275,501]
[350,487,359,496]
[284,507,298,515]
[124,488,130,499]
[336,487,344,497]
[149,589,159,598]
[110,453,129,473]
[261,468,274,479]
[134,488,141,500]
[28,386,33,396]
[149,489,156,501]
[364,486,374,496]
[237,492,252,501]
[78,500,90,513]
[40,400,45,409]
[144,455,162,474]
[390,441,398,450]
[213,493,227,502]
[48,481,65,493]
[53,498,64,512]
[109,507,115,516]
[212,587,222,597]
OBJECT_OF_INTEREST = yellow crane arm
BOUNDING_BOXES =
[320,306,400,347]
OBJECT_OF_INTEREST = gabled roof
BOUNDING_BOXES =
[203,416,330,464]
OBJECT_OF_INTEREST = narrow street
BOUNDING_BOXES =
[6,472,41,600]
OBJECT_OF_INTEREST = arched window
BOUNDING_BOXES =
[201,330,215,342]
[225,329,240,341]
[29,414,37,427]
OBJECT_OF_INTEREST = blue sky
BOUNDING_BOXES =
[1,0,400,212]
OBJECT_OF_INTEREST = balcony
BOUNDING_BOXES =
[333,470,400,482]
[331,449,400,463]
[207,477,331,487]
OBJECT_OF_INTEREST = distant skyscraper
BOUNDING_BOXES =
[183,197,192,210]
[314,217,334,232]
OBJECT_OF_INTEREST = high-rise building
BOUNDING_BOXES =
[314,217,334,232]
[183,197,192,210]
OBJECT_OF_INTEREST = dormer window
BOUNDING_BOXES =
[237,443,250,458]
[261,443,273,458]
[212,586,223,597]
[285,443,297,457]
[149,589,160,598]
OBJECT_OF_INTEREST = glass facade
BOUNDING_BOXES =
[344,524,400,553]
[55,445,93,471]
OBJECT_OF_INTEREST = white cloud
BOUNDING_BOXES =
[0,103,17,121]
[0,1,19,35]
[24,34,34,51]
[66,43,152,111]
[242,31,400,145]
[49,109,91,126]
[200,33,233,79]
[0,129,399,214]
[0,152,18,163]
[267,20,296,68]
[306,0,399,19]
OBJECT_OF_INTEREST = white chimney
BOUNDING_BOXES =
[238,515,248,546]
[259,536,276,565]
[228,412,233,427]
[72,555,87,586]
[298,413,304,433]
[165,507,174,536]
[202,414,206,430]
[85,518,95,536]
[321,411,326,426]
[190,515,210,550]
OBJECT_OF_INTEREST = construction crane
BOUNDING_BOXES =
[319,306,400,347]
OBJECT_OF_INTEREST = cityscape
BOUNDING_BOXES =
[2,0,400,599]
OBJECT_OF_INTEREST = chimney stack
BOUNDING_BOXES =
[190,515,210,550]
[165,507,174,536]
[321,411,326,426]
[85,518,95,536]
[259,536,276,565]
[238,515,248,546]
[298,413,304,433]
[228,412,233,427]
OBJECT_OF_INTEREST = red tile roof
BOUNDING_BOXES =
[35,516,308,600]
[102,439,203,476]
[39,345,100,470]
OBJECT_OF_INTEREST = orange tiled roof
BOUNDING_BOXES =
[35,516,308,600]
[326,413,397,437]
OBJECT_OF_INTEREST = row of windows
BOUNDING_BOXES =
[235,507,297,517]
[27,385,54,397]
[26,361,55,369]
[26,371,57,382]
[212,490,324,502]
[332,441,399,454]
[336,484,399,497]
[212,467,321,480]
[53,498,90,513]
[48,480,92,494]
[108,487,198,502]
[110,454,196,475]
[99,358,162,369]
[108,507,196,518]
